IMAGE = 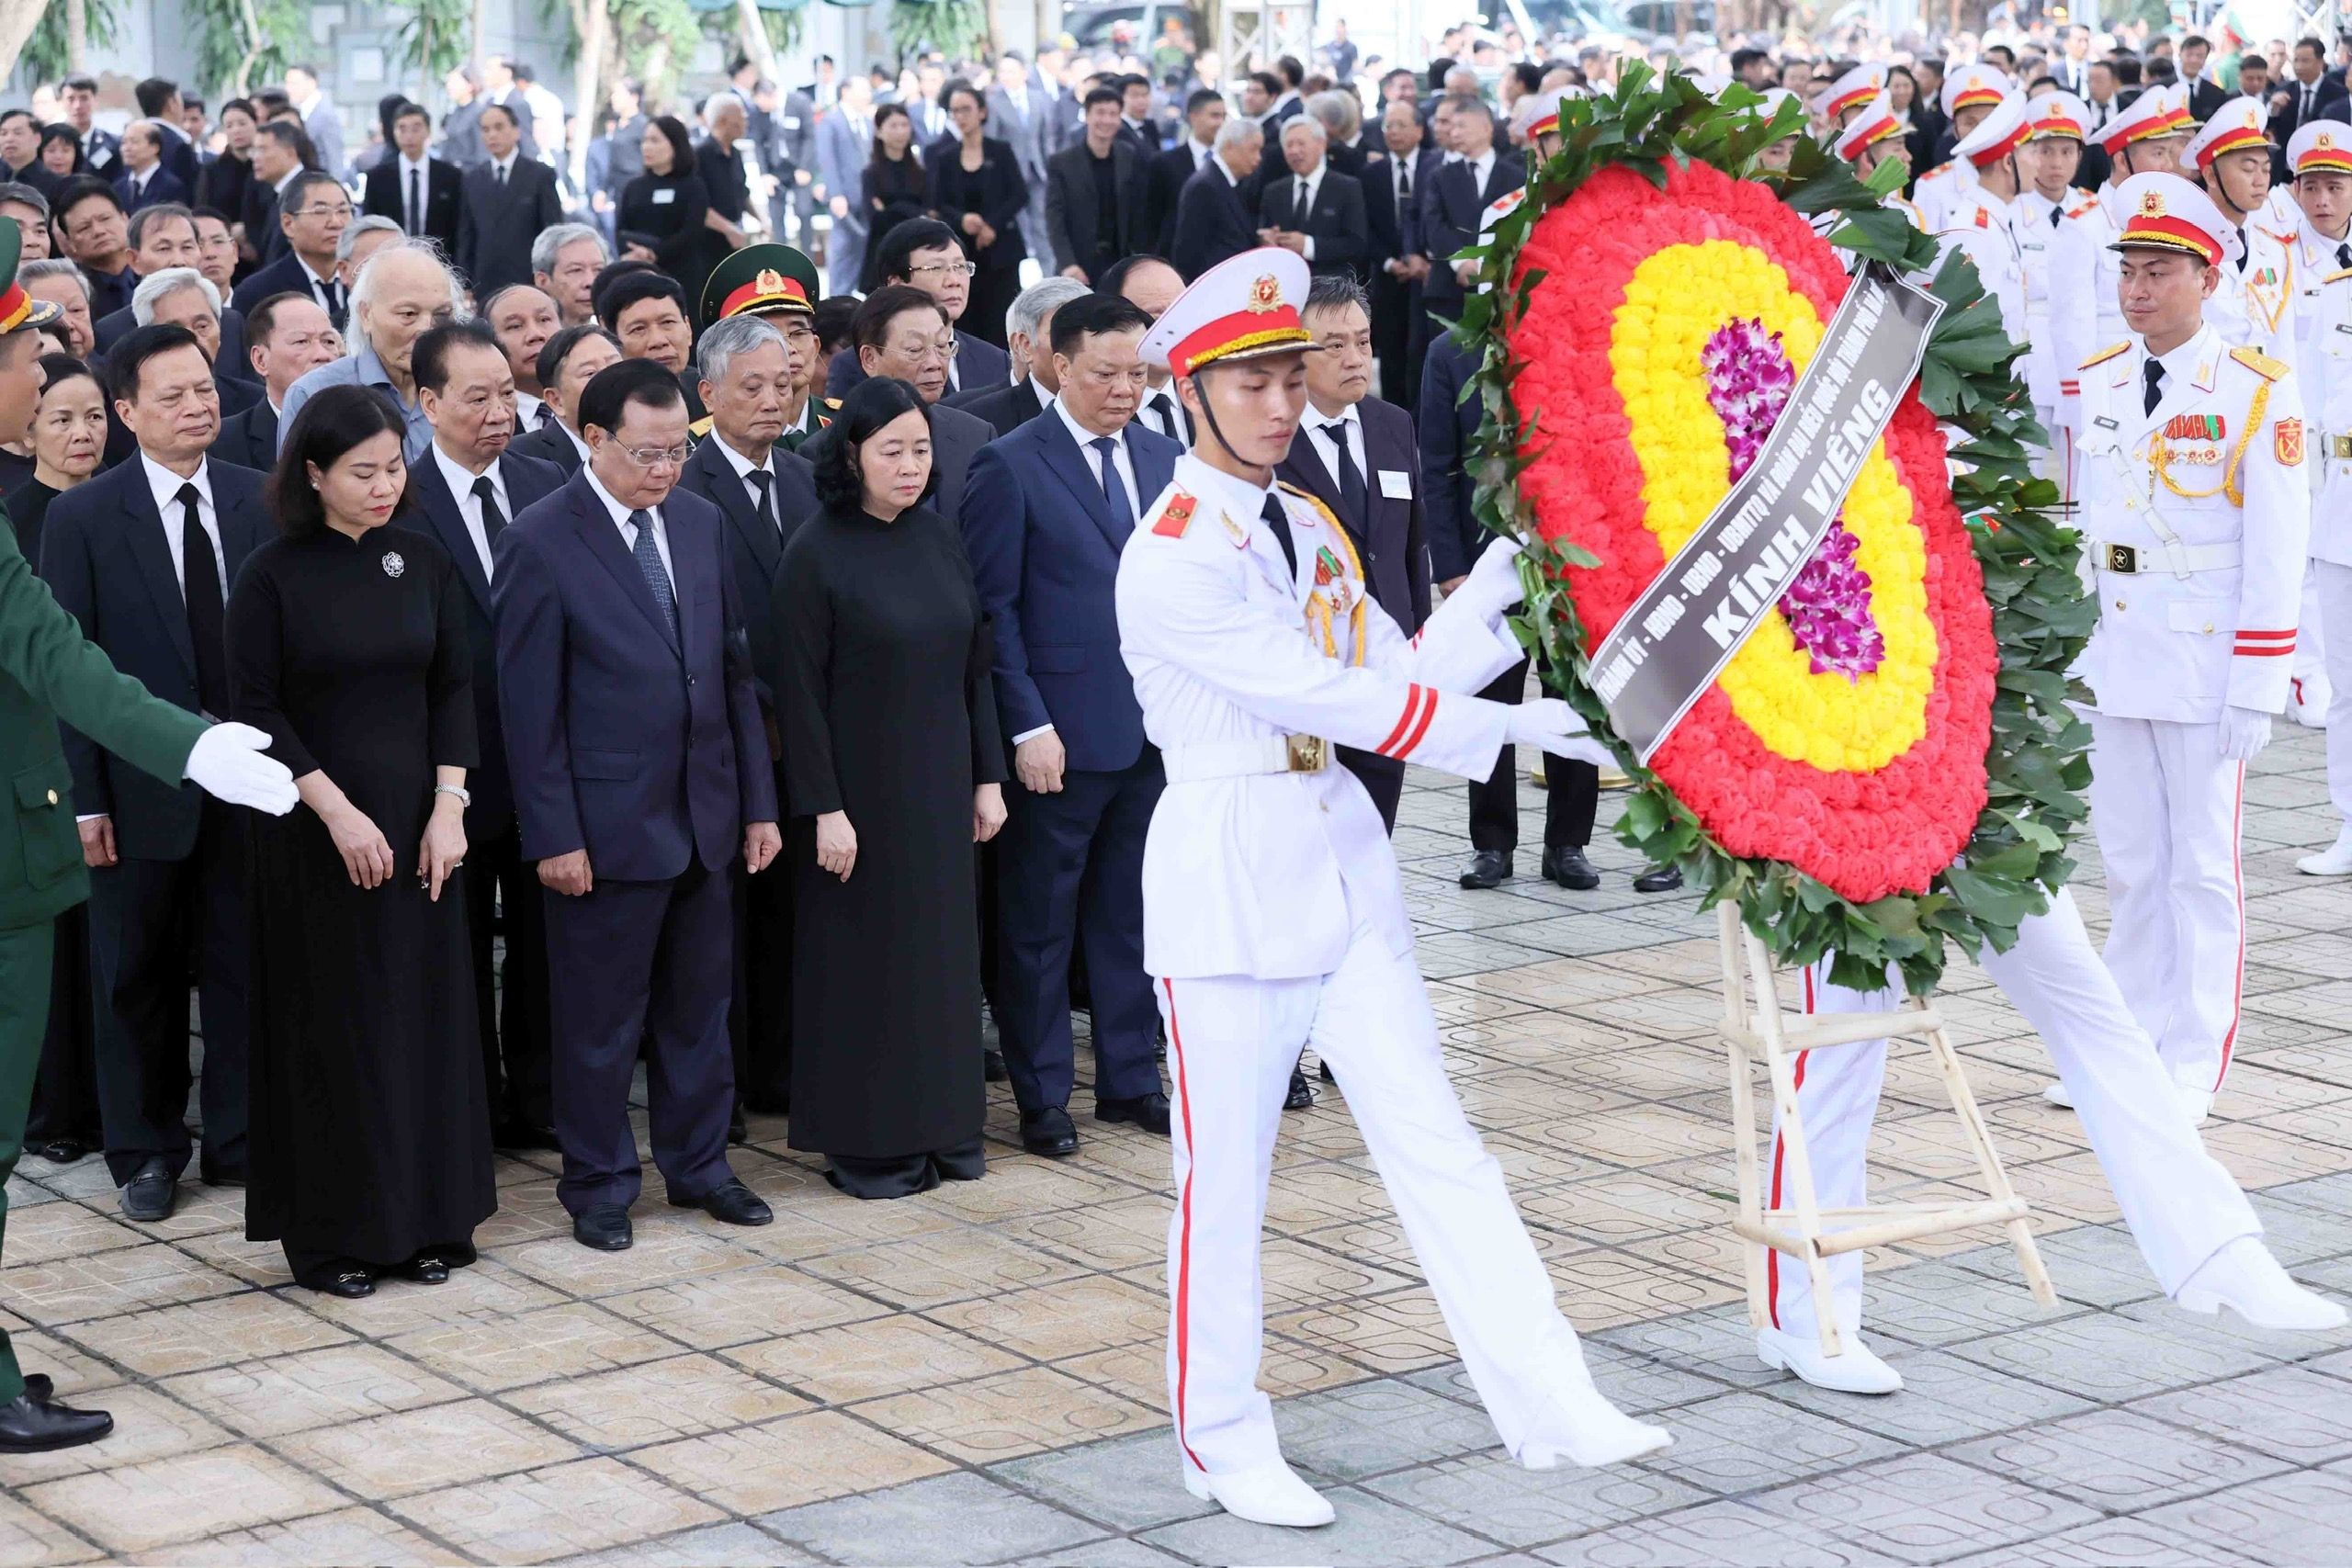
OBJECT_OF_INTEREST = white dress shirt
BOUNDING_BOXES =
[490,152,520,184]
[398,152,431,233]
[582,463,674,582]
[140,454,226,602]
[1188,137,1213,169]
[1465,147,1497,191]
[431,442,504,579]
[1302,401,1367,499]
[1139,383,1189,446]
[711,432,782,526]
[1056,394,1141,520]
[560,423,592,465]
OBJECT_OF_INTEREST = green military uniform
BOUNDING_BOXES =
[694,243,833,451]
[0,514,205,1403]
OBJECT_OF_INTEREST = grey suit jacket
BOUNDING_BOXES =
[926,400,991,526]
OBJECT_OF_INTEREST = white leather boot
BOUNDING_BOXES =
[2177,1236,2349,1331]
[1756,1325,1905,1394]
[1182,1460,1336,1528]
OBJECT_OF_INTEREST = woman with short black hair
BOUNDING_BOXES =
[861,103,929,293]
[926,83,1028,350]
[774,376,1009,1197]
[617,115,713,305]
[229,384,493,1297]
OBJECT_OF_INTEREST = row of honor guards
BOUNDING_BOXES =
[1659,67,2352,1393]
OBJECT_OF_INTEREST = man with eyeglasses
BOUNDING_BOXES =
[848,284,994,527]
[822,218,1012,400]
[276,239,458,460]
[230,170,353,331]
[494,356,782,1255]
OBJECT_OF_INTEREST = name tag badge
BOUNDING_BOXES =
[782,116,801,130]
[2094,414,2120,429]
[1377,468,1412,499]
[652,187,676,204]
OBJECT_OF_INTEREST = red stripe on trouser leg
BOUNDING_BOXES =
[2214,764,2245,1093]
[1376,685,1429,758]
[1766,968,1817,1329]
[1161,977,1207,1473]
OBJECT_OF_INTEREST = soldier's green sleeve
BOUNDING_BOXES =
[0,514,206,787]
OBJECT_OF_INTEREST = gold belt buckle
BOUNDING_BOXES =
[2332,434,2352,460]
[1285,734,1329,773]
[2105,543,2139,575]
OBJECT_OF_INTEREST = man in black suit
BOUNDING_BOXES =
[1419,95,1516,337]
[456,104,563,299]
[60,76,119,177]
[51,178,139,321]
[213,290,338,469]
[1045,86,1150,284]
[492,360,780,1252]
[405,321,568,1151]
[510,323,622,473]
[2279,36,2352,137]
[1364,99,1439,412]
[1172,118,1265,281]
[230,170,350,330]
[1148,90,1226,256]
[1257,117,1369,280]
[90,202,204,351]
[113,122,190,214]
[1275,276,1430,831]
[945,276,1086,436]
[38,326,265,1220]
[674,313,820,1122]
[2182,37,2233,123]
[361,101,462,251]
[237,122,307,267]
[822,220,1012,400]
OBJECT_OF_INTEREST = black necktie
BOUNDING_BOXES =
[1322,422,1366,523]
[496,162,508,186]
[407,166,422,235]
[178,483,229,717]
[1260,493,1297,577]
[471,474,505,546]
[1150,392,1181,440]
[321,277,342,320]
[748,468,778,536]
[1090,436,1135,536]
[2050,203,2063,228]
[2143,358,2165,417]
[2336,241,2350,269]
[1399,161,1411,200]
[2236,229,2250,274]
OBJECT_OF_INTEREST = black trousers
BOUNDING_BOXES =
[27,908,101,1148]
[1340,749,1406,833]
[963,265,1020,351]
[1372,275,1423,417]
[463,817,551,1130]
[85,801,249,1185]
[730,771,793,1111]
[1469,656,1599,854]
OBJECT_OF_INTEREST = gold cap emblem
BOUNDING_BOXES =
[1247,274,1282,312]
[2140,190,2166,215]
[2324,132,2337,150]
[754,267,786,295]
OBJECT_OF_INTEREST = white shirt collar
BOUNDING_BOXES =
[1307,400,1362,438]
[141,453,212,515]
[274,166,301,195]
[1214,151,1245,185]
[1053,392,1116,453]
[432,439,496,494]
[1295,158,1327,187]
[582,463,659,533]
[1468,146,1496,183]
[294,89,321,116]
[712,432,772,479]
[1189,137,1213,164]
[562,423,592,462]
[2146,324,2215,389]
[492,152,517,176]
[400,151,430,175]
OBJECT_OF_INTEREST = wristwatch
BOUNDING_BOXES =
[434,784,472,807]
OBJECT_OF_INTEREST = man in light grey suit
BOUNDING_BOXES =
[285,63,346,181]
[814,78,874,297]
[987,53,1056,276]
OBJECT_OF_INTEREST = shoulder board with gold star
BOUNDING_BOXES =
[689,414,715,438]
[1918,160,1952,179]
[2229,345,2290,381]
[2064,192,2100,219]
[2080,342,2132,369]
[821,397,840,411]
[1148,490,1197,539]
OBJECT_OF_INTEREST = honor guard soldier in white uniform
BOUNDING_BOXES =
[1915,62,2012,230]
[2183,99,2301,375]
[1833,95,1926,230]
[2280,122,2352,734]
[2295,130,2352,871]
[2072,172,2309,1125]
[1114,249,1671,1529]
[2018,93,2098,487]
[2050,86,2197,464]
[1812,62,1886,133]
[1936,92,2032,346]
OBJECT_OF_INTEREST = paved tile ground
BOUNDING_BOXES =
[6,729,2352,1564]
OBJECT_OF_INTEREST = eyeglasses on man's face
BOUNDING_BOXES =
[617,443,692,468]
[908,259,978,278]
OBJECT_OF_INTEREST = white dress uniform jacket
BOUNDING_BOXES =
[2048,185,2128,436]
[2204,220,2301,376]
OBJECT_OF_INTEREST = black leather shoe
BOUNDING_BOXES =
[1021,1106,1080,1157]
[1542,846,1600,890]
[1634,864,1684,894]
[492,1120,562,1153]
[119,1156,175,1223]
[0,1392,111,1453]
[1458,850,1512,890]
[1283,1069,1315,1111]
[1096,1091,1171,1134]
[670,1178,773,1226]
[984,1050,1010,1082]
[314,1269,375,1299]
[572,1204,634,1251]
[33,1139,85,1164]
[397,1254,451,1284]
[1317,1059,1336,1084]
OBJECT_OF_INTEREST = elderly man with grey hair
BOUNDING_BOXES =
[1306,89,1366,171]
[1258,112,1368,278]
[531,221,610,327]
[126,265,260,414]
[946,275,1089,436]
[334,214,404,298]
[1172,114,1265,280]
[0,182,51,261]
[675,310,820,1121]
[278,238,464,458]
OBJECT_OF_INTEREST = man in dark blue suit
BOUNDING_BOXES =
[1416,96,1517,344]
[961,294,1178,1157]
[674,313,820,1123]
[407,321,568,1152]
[1172,118,1266,281]
[38,325,266,1220]
[822,220,1011,400]
[113,123,190,214]
[492,359,782,1252]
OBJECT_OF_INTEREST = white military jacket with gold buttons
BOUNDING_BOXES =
[2301,265,2352,564]
[1115,452,1527,980]
[2075,324,2310,722]
[2047,184,2127,434]
[2018,186,2101,415]
[1936,191,2028,359]
[2204,220,2301,378]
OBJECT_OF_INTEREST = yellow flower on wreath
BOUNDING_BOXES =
[1598,241,1936,774]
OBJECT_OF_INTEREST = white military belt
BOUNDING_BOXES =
[1162,736,1332,782]
[2091,538,2241,576]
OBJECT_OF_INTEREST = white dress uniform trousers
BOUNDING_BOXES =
[2304,266,2352,812]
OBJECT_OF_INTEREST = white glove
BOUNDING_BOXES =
[1460,536,1529,617]
[2219,705,2272,762]
[182,723,300,815]
[1506,697,1615,769]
